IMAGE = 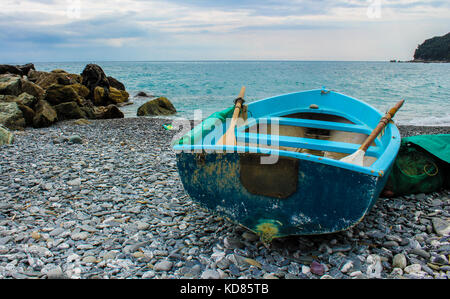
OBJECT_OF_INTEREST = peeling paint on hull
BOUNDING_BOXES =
[176,152,391,237]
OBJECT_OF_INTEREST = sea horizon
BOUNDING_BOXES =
[9,60,450,127]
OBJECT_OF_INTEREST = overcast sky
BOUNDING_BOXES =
[1,0,449,62]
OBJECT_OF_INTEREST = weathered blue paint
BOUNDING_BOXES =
[176,152,392,238]
[173,89,401,237]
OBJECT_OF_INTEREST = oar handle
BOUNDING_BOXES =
[359,99,404,152]
[216,86,246,146]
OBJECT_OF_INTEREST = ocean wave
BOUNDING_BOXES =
[398,114,450,127]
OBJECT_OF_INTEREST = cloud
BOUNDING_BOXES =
[0,0,449,62]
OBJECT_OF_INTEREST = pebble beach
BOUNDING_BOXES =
[0,117,449,279]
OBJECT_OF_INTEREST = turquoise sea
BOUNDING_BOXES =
[34,61,450,126]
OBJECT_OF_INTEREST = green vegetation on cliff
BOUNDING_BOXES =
[413,32,450,62]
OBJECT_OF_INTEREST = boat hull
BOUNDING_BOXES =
[176,151,391,238]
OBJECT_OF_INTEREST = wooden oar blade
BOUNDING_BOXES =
[340,149,365,166]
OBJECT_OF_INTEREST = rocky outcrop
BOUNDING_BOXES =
[33,100,58,128]
[0,125,14,145]
[0,63,129,129]
[28,70,81,89]
[0,102,26,129]
[0,74,22,96]
[107,76,126,91]
[44,84,83,106]
[0,63,35,76]
[413,32,450,62]
[53,101,88,121]
[137,97,177,116]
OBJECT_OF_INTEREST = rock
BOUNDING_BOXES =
[0,65,22,76]
[392,253,407,269]
[17,103,35,126]
[94,105,124,119]
[0,102,25,129]
[366,254,383,278]
[53,102,87,121]
[16,92,37,108]
[68,135,83,144]
[432,218,450,236]
[107,76,126,91]
[45,266,66,279]
[16,63,35,76]
[28,70,77,89]
[137,97,176,116]
[136,91,152,97]
[154,260,173,271]
[310,261,325,276]
[201,269,221,279]
[404,264,422,275]
[0,125,14,145]
[81,64,110,102]
[33,100,58,128]
[0,64,34,77]
[108,87,129,104]
[44,84,81,106]
[0,74,22,96]
[18,79,45,102]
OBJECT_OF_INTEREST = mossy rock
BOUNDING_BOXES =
[0,102,26,130]
[53,101,87,121]
[137,97,176,116]
[0,125,14,145]
[33,100,57,128]
[109,87,129,104]
[44,84,81,106]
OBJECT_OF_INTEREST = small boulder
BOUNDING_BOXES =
[0,125,14,145]
[109,87,129,104]
[16,63,35,76]
[137,97,176,116]
[107,76,126,91]
[0,74,22,96]
[16,92,37,108]
[19,79,45,102]
[17,103,35,126]
[33,100,58,128]
[44,84,81,106]
[28,70,77,89]
[53,101,87,121]
[0,64,34,76]
[0,102,26,129]
[94,105,124,119]
[136,91,151,97]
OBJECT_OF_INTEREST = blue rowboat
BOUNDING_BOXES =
[173,88,402,241]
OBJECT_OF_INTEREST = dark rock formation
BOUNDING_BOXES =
[0,63,35,76]
[413,32,450,62]
[107,76,126,91]
[81,64,110,102]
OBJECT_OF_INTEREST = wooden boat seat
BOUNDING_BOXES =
[240,117,372,135]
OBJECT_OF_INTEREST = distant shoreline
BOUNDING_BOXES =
[390,60,449,63]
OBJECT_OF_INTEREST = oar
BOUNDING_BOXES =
[340,99,405,166]
[216,86,246,146]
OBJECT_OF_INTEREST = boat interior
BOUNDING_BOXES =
[176,89,401,175]
[235,111,379,167]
